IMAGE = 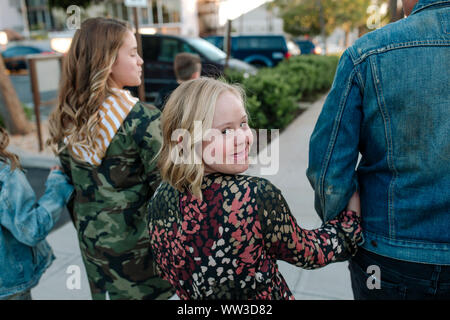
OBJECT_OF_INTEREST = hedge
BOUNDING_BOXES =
[225,55,339,131]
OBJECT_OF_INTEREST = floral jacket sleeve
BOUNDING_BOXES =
[256,178,362,269]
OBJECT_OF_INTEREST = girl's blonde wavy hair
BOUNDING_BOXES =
[47,17,131,159]
[0,127,21,170]
[159,77,246,200]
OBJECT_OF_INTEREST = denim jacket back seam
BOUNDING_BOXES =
[440,11,450,34]
[368,55,399,239]
[318,66,360,214]
[412,0,450,15]
[351,40,450,66]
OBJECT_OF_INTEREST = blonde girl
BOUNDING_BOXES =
[47,17,173,300]
[148,77,362,299]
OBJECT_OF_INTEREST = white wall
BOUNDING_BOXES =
[233,4,283,35]
[0,0,24,31]
[181,0,199,36]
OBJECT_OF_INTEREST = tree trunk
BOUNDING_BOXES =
[317,0,327,54]
[389,0,398,22]
[0,55,33,134]
[344,25,350,48]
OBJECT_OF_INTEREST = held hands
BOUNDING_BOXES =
[346,191,361,216]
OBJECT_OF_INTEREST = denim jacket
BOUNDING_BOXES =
[307,0,450,265]
[0,163,73,298]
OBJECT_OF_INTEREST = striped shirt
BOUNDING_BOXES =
[65,88,138,166]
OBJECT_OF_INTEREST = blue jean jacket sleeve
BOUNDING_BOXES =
[0,169,73,247]
[306,50,362,222]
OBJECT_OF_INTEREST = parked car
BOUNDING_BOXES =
[139,34,256,101]
[294,39,321,55]
[203,35,293,68]
[287,40,301,56]
[1,45,54,71]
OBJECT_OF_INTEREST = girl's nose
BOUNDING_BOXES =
[234,128,247,146]
[138,54,144,66]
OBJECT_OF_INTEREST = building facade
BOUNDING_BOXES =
[0,0,54,35]
[100,0,198,36]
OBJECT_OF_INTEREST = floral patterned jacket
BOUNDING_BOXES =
[148,173,362,300]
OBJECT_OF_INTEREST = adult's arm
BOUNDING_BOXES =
[306,50,363,222]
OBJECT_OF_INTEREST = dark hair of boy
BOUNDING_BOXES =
[174,53,201,82]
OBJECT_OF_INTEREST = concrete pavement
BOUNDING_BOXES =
[246,93,354,300]
[23,92,355,300]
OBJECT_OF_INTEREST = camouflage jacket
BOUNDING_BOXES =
[59,102,172,299]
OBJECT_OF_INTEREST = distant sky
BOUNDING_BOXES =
[218,0,273,25]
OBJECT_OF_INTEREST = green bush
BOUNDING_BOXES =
[243,69,297,129]
[225,55,339,131]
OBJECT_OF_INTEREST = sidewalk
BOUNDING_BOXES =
[246,93,354,300]
[25,93,354,300]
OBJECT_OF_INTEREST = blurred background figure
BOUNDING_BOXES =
[154,52,201,110]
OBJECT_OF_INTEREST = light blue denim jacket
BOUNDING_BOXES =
[0,163,73,298]
[307,0,450,265]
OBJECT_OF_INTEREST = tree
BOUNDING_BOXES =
[0,55,33,134]
[334,0,371,47]
[271,0,372,47]
[270,0,336,37]
[389,0,398,21]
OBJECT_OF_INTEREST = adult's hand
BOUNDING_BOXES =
[346,191,360,215]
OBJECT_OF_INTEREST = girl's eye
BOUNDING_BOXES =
[240,122,248,128]
[222,128,232,135]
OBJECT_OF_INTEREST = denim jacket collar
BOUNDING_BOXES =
[411,0,450,15]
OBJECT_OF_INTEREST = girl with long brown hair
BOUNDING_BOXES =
[47,17,173,300]
[0,127,73,300]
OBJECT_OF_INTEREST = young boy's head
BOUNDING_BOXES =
[174,53,201,83]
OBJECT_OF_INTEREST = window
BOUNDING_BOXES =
[186,38,226,61]
[147,0,181,25]
[121,4,129,21]
[158,38,181,62]
[162,0,181,23]
[181,42,197,54]
[141,7,149,24]
[142,36,160,61]
[235,37,286,50]
[151,0,159,24]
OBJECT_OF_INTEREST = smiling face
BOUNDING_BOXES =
[202,90,254,175]
[109,30,143,89]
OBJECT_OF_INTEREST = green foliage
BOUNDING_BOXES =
[224,55,339,130]
[244,69,298,129]
[272,0,372,37]
[21,103,33,121]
